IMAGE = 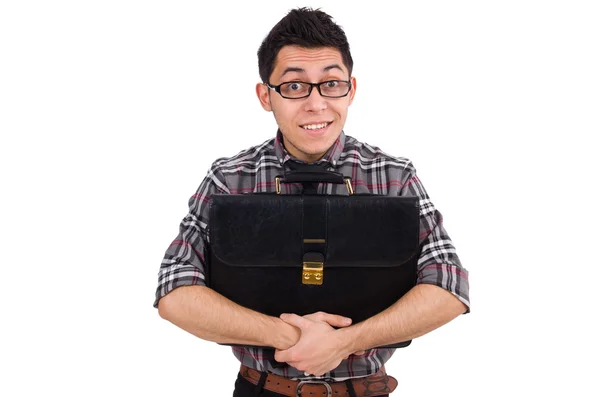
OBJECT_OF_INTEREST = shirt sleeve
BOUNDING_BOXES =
[153,164,230,308]
[400,165,470,312]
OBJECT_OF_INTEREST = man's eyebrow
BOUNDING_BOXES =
[323,64,344,73]
[280,64,346,79]
[280,67,306,78]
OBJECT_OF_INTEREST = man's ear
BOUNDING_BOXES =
[256,83,272,112]
[348,76,357,106]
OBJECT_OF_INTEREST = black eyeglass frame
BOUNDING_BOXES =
[266,80,353,99]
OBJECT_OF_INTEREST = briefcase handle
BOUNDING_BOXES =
[275,170,354,195]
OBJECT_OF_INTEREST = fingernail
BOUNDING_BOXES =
[344,318,351,324]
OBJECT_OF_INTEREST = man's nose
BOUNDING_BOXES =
[303,86,327,112]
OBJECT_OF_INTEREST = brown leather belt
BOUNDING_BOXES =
[240,364,398,397]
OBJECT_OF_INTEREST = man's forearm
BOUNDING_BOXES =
[158,285,300,350]
[340,284,468,352]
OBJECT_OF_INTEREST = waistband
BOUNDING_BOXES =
[239,364,397,397]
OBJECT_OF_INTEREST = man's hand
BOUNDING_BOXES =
[301,312,365,357]
[274,312,361,376]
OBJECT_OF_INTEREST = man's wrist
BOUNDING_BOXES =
[337,325,362,355]
[272,317,300,350]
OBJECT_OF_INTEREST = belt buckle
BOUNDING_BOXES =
[296,380,332,397]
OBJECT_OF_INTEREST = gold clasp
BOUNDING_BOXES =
[302,261,324,285]
[344,177,354,195]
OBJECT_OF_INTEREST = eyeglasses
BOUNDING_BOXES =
[266,80,352,99]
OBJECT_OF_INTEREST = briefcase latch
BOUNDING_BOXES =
[302,261,324,285]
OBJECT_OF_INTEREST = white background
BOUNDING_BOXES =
[1,1,598,396]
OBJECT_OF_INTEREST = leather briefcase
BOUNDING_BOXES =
[206,170,420,349]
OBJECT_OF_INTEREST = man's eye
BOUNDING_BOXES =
[288,82,303,91]
[325,81,339,88]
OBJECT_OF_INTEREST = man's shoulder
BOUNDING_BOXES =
[210,137,277,172]
[342,134,415,173]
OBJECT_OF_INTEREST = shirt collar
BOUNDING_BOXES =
[274,129,346,168]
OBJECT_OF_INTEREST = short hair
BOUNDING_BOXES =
[257,7,354,83]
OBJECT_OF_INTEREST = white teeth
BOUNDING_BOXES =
[302,122,329,130]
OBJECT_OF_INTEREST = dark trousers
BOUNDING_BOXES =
[232,372,390,397]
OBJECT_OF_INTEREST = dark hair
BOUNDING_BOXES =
[257,7,354,83]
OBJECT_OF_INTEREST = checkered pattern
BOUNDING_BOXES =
[154,130,470,380]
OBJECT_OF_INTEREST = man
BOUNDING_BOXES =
[155,7,470,397]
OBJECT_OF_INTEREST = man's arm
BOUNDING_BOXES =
[339,283,466,352]
[155,164,302,349]
[158,285,300,350]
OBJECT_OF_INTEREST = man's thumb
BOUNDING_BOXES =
[280,313,309,329]
[320,313,352,328]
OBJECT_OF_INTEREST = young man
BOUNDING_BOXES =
[155,7,470,397]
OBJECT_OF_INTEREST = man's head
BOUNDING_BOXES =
[256,7,356,163]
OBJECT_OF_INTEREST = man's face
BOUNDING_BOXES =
[256,46,356,163]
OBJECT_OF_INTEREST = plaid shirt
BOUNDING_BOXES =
[154,130,470,380]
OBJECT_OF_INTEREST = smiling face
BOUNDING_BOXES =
[256,46,357,163]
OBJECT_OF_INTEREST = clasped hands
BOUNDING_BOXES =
[274,311,366,377]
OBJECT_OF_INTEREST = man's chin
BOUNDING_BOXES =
[295,147,331,162]
[283,132,339,162]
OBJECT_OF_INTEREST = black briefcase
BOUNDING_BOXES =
[206,170,420,349]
